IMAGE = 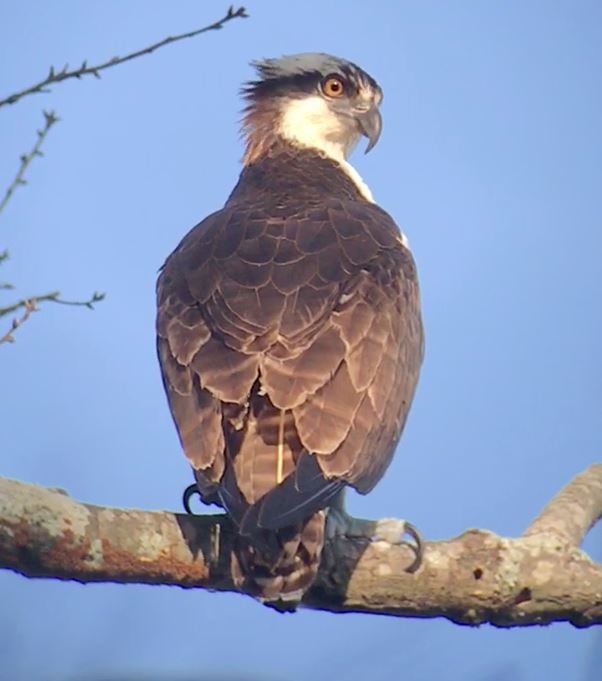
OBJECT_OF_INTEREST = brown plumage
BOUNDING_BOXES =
[156,54,423,606]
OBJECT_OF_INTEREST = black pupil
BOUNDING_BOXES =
[330,80,340,91]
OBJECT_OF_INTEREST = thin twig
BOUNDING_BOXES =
[0,111,59,216]
[0,6,248,108]
[0,251,12,290]
[0,291,105,345]
[0,290,105,319]
[0,299,37,344]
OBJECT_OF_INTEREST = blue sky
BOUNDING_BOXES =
[1,1,601,680]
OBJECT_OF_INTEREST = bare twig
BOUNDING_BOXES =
[0,299,37,344]
[0,111,59,216]
[0,250,12,290]
[0,6,248,108]
[0,291,105,345]
[0,466,600,626]
[44,290,106,309]
[0,290,105,319]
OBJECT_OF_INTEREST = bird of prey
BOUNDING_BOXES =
[156,53,423,606]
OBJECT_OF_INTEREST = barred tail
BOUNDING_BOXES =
[231,511,326,608]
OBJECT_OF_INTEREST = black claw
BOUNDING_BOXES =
[403,521,424,573]
[182,483,201,514]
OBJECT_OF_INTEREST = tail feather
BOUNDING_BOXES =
[254,451,343,530]
[217,387,330,606]
[231,510,326,605]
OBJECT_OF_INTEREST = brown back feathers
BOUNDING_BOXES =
[156,146,423,604]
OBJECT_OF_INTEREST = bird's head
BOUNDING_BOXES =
[241,53,383,166]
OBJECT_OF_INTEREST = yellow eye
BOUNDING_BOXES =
[321,75,345,98]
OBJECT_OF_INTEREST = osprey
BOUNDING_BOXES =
[156,53,423,605]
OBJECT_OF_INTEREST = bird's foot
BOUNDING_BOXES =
[326,506,377,539]
[326,507,423,573]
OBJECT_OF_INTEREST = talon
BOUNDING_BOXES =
[182,483,201,514]
[402,521,423,573]
[372,517,424,573]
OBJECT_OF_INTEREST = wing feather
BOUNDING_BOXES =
[293,361,364,454]
[190,338,258,403]
[156,197,422,523]
[261,326,346,410]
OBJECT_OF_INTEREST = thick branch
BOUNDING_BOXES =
[0,6,248,108]
[525,463,602,544]
[0,466,600,627]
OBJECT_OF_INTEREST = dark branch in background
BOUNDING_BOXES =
[0,291,105,345]
[0,111,59,216]
[0,290,105,318]
[0,299,37,345]
[0,7,242,342]
[0,112,59,300]
[0,6,248,108]
[0,250,11,290]
[0,113,60,324]
[0,465,600,627]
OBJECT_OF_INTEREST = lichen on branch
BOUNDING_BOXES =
[0,465,600,626]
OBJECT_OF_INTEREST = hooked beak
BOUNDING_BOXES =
[356,106,382,154]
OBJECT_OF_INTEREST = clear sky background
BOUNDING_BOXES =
[1,1,601,680]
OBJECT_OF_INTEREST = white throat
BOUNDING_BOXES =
[277,96,375,203]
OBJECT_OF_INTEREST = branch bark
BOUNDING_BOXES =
[1,465,600,627]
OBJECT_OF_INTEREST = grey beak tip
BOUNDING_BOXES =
[357,107,382,155]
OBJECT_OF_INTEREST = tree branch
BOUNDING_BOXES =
[0,111,59,216]
[0,298,37,344]
[0,6,248,108]
[0,250,12,291]
[0,465,600,626]
[524,464,602,544]
[0,290,105,319]
[0,291,105,345]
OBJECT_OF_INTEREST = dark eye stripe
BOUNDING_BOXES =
[242,66,376,102]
